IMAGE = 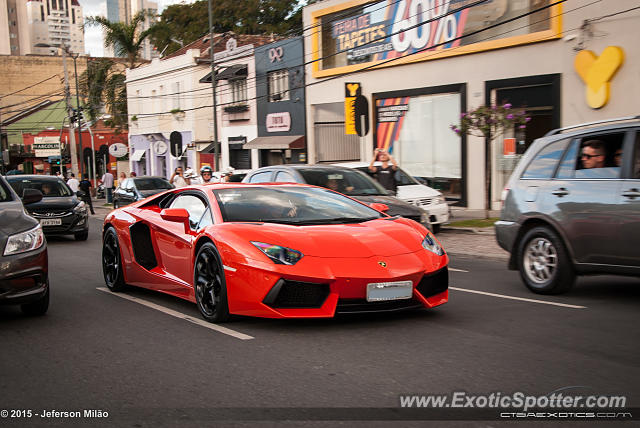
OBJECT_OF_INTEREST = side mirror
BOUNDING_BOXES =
[386,189,397,196]
[160,208,190,233]
[369,203,389,213]
[22,188,43,205]
[76,190,86,198]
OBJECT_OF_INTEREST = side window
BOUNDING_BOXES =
[574,132,625,179]
[169,194,207,228]
[556,140,580,179]
[197,208,213,229]
[248,171,274,183]
[521,140,569,179]
[634,132,640,179]
[274,171,296,182]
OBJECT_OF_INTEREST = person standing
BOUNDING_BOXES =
[101,170,115,203]
[170,167,189,188]
[368,148,398,192]
[67,173,80,194]
[79,174,95,215]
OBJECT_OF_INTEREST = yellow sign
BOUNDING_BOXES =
[344,82,361,135]
[574,46,624,109]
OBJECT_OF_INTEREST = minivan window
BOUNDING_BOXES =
[248,171,273,183]
[633,133,640,179]
[521,140,569,179]
[275,171,296,182]
[556,140,580,179]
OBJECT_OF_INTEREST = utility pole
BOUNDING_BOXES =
[72,53,83,177]
[208,0,220,172]
[61,47,79,177]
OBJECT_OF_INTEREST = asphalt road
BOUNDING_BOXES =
[1,216,639,427]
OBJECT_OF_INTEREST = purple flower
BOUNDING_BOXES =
[519,125,526,129]
[491,105,497,110]
[525,117,531,122]
[460,113,467,118]
[506,114,514,120]
[504,103,512,109]
[454,129,461,134]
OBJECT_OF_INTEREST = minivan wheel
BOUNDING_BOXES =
[517,226,575,294]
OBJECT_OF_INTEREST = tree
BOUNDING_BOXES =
[450,104,530,218]
[151,0,306,57]
[85,11,157,69]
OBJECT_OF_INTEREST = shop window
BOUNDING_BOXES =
[268,70,289,102]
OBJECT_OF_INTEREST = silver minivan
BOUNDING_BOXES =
[495,117,640,294]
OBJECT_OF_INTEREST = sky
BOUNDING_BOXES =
[81,0,197,57]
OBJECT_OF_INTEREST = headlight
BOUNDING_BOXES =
[4,224,45,256]
[251,241,304,265]
[434,194,446,205]
[422,233,444,256]
[420,212,430,226]
[73,201,87,214]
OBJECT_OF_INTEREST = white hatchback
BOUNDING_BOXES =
[334,162,450,232]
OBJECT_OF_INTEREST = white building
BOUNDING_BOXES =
[126,34,275,178]
[303,0,640,210]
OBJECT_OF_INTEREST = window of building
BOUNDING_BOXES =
[41,5,45,21]
[172,82,181,110]
[72,8,75,24]
[268,70,289,102]
[230,79,247,104]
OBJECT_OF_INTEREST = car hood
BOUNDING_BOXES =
[396,184,440,198]
[349,195,424,217]
[218,218,427,258]
[0,200,39,237]
[24,196,78,212]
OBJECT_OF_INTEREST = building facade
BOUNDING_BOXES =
[248,36,307,166]
[104,0,158,61]
[303,0,639,209]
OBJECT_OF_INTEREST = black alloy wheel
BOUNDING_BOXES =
[194,243,230,323]
[102,227,126,291]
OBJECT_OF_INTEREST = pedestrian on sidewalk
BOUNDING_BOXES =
[67,173,80,194]
[101,170,114,203]
[79,174,95,215]
[368,148,399,192]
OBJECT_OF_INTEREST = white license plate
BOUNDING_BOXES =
[366,281,413,302]
[39,218,62,226]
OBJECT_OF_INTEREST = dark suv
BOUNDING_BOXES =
[496,117,640,294]
[243,165,431,230]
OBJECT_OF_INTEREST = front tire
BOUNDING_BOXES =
[102,227,126,291]
[194,243,230,323]
[21,283,49,316]
[517,226,575,294]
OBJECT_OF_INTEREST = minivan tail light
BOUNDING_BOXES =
[500,187,510,209]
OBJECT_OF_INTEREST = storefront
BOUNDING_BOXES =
[303,0,639,209]
[129,131,196,179]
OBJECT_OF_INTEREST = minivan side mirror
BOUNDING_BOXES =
[22,188,43,205]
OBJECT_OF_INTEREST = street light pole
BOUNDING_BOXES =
[207,0,220,172]
[61,46,80,178]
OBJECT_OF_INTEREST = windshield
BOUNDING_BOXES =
[297,168,388,196]
[355,166,420,186]
[135,178,173,191]
[214,186,384,225]
[7,177,73,198]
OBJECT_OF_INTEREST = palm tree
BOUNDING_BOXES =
[85,11,156,69]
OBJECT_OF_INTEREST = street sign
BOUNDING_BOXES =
[170,131,183,158]
[354,95,369,137]
[344,82,362,135]
[109,143,128,158]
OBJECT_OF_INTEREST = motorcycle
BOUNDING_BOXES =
[96,183,105,199]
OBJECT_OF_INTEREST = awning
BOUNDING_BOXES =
[131,149,146,162]
[243,135,305,150]
[199,64,248,83]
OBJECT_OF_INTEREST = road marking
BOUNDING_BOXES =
[96,287,254,340]
[448,267,468,272]
[449,287,587,309]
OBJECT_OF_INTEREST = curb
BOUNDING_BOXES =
[440,226,496,235]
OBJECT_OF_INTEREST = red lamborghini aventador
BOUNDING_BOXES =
[102,183,449,322]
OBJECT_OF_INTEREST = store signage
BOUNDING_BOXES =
[153,140,168,155]
[377,103,409,123]
[266,112,291,132]
[574,46,624,109]
[269,46,284,62]
[344,82,362,135]
[33,137,61,157]
[109,143,128,158]
[503,138,516,156]
[318,0,558,73]
[375,96,410,153]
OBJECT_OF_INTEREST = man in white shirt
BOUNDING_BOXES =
[101,171,115,203]
[66,173,80,194]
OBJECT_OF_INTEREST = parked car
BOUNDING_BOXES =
[495,117,640,294]
[243,165,432,230]
[0,175,49,315]
[6,175,89,241]
[113,176,174,209]
[102,182,448,322]
[334,162,450,232]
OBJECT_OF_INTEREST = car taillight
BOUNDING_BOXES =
[500,187,510,209]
